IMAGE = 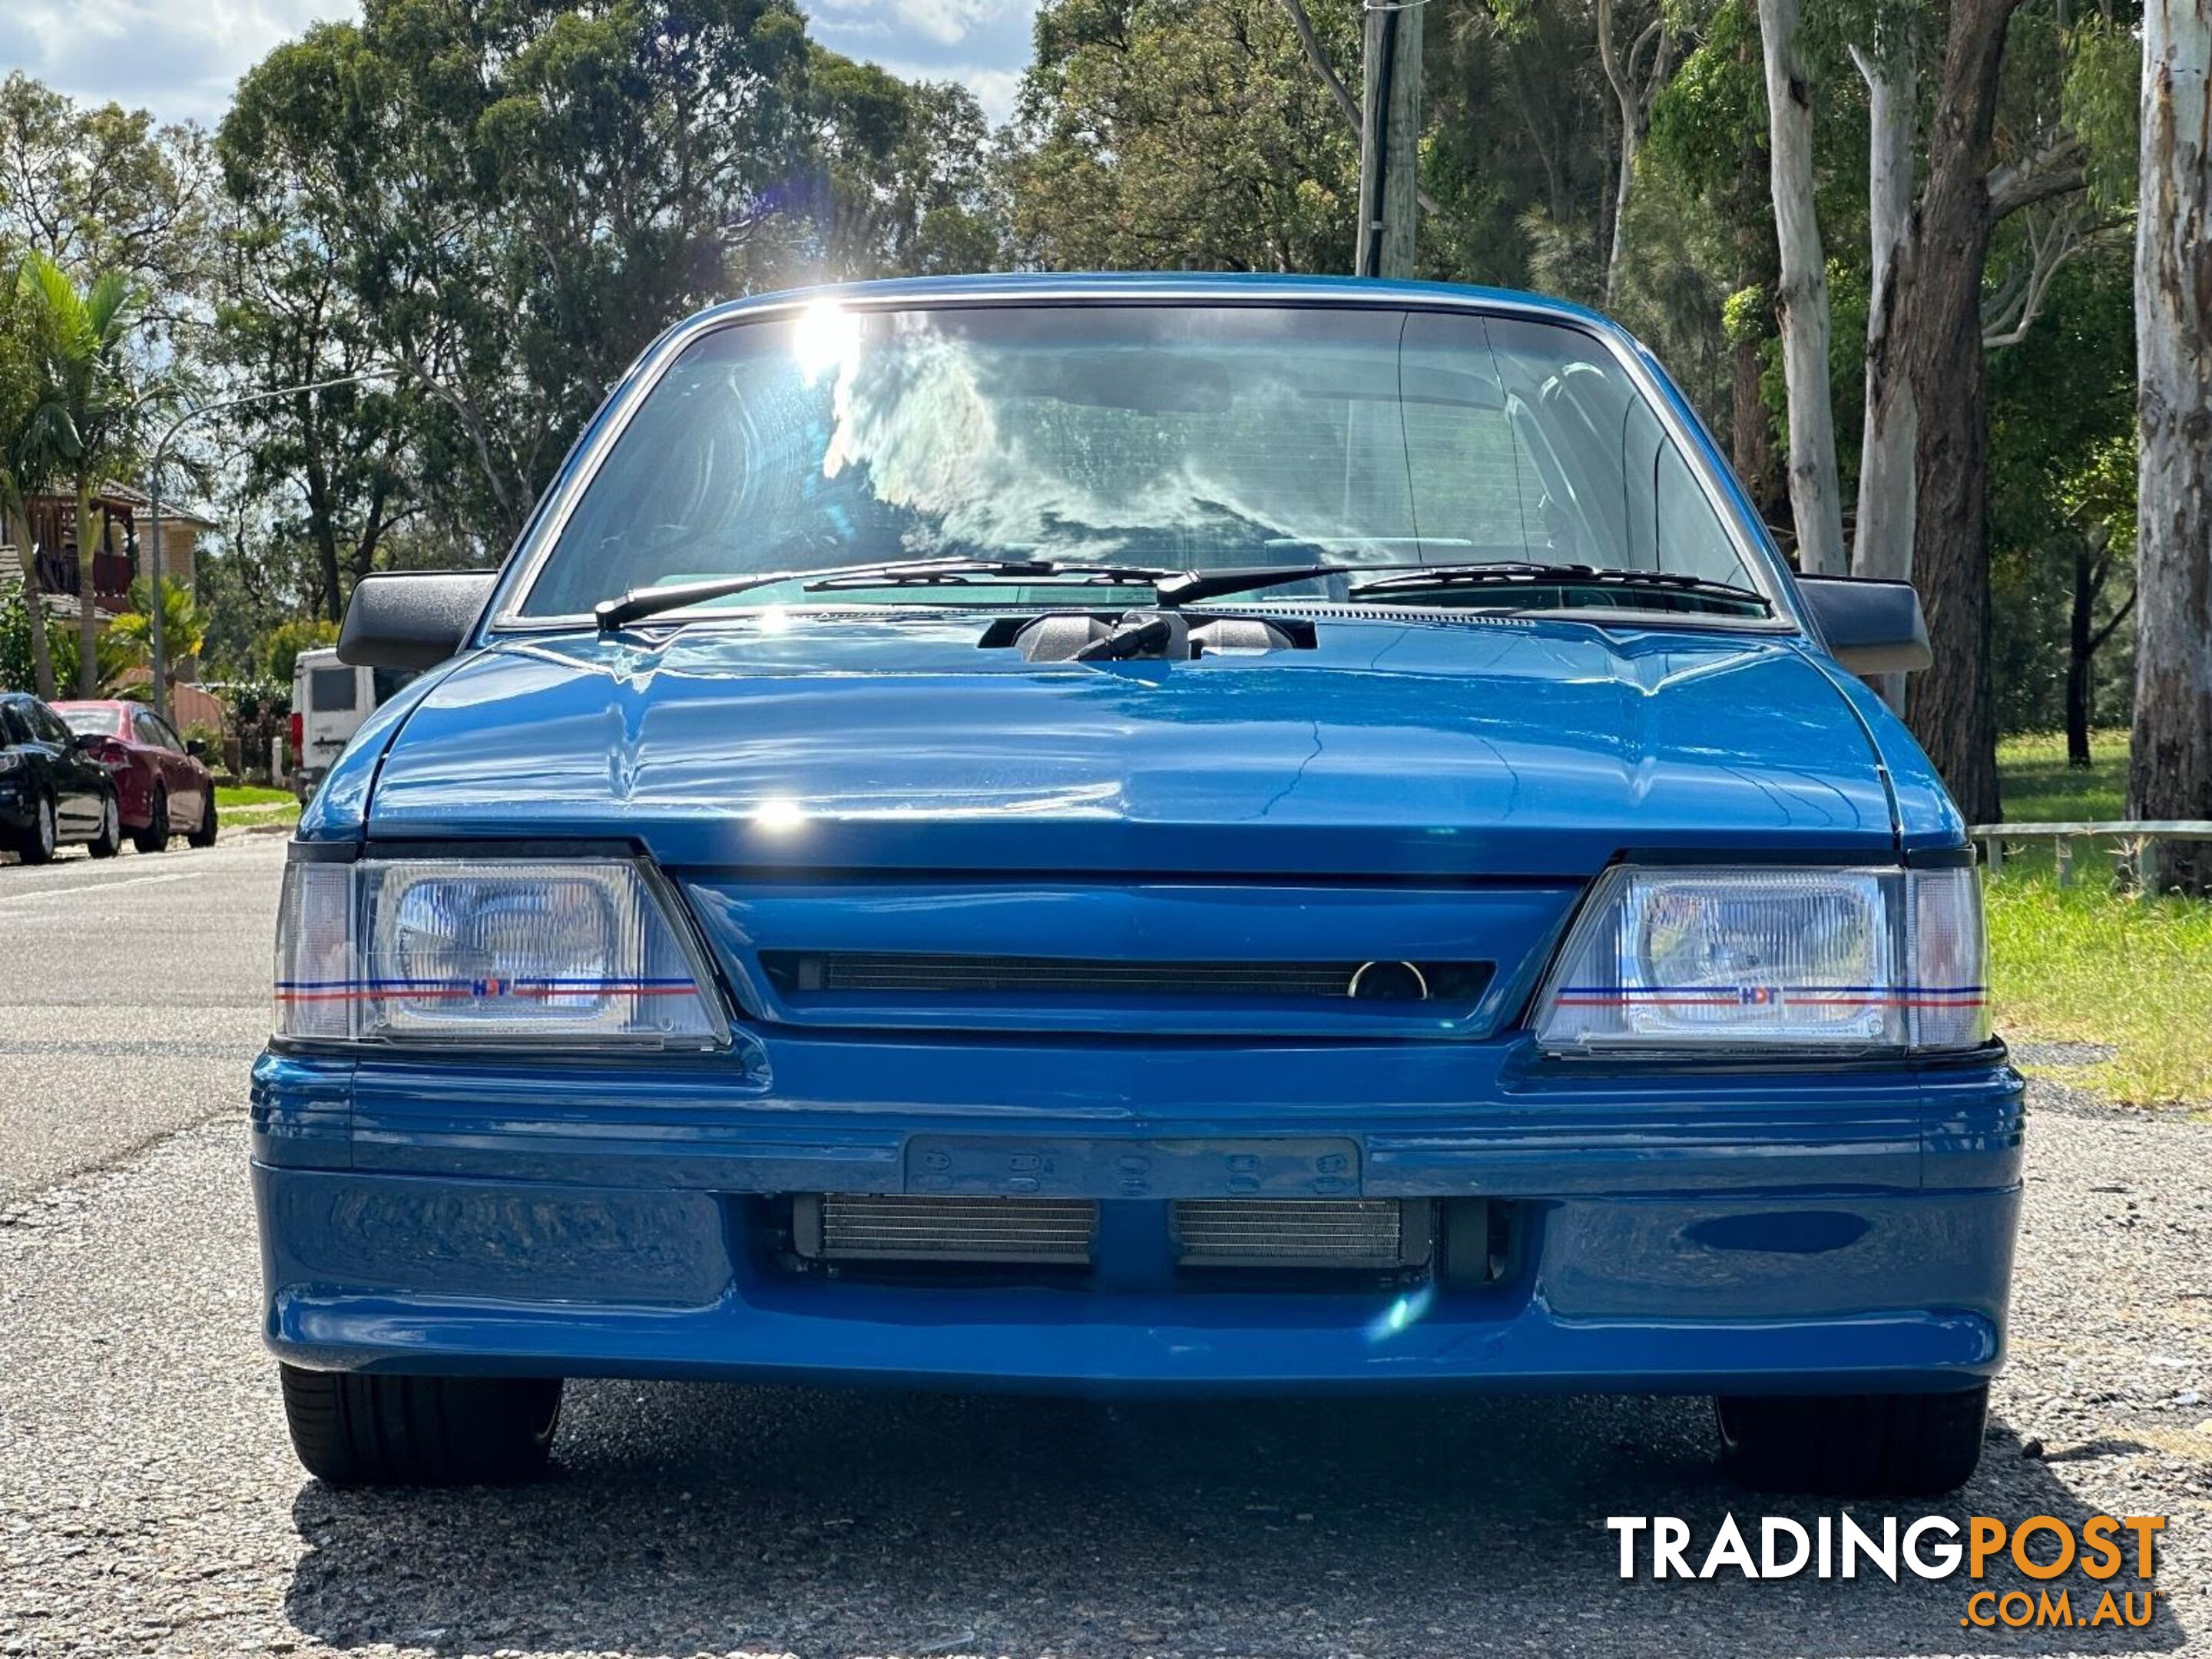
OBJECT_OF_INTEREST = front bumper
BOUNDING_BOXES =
[251,1039,2025,1396]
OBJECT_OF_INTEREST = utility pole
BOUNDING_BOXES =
[1354,0,1423,278]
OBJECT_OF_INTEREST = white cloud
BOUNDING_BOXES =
[0,0,360,128]
[806,0,1036,123]
[811,0,1005,48]
[0,0,1031,134]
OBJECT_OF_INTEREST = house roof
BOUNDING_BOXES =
[87,482,221,529]
[22,482,220,528]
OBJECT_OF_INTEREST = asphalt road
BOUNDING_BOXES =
[0,830,284,1198]
[0,836,2207,1657]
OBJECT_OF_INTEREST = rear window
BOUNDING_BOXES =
[308,667,359,712]
[371,667,417,706]
[58,707,124,738]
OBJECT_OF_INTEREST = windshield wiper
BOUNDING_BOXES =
[594,557,1177,631]
[1345,562,1772,611]
[594,555,1770,633]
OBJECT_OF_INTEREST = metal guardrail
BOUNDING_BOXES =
[1968,820,2212,889]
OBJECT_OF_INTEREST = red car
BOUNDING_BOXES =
[52,700,217,852]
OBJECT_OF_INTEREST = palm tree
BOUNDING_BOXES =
[18,254,143,698]
[110,575,207,688]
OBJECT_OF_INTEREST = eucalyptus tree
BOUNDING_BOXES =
[1012,0,1360,273]
[2131,0,2212,891]
[222,0,814,550]
[0,74,217,349]
[1755,0,1847,576]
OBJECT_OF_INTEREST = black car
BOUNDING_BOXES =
[0,691,121,863]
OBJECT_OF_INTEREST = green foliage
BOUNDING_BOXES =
[2060,15,2141,212]
[0,584,48,692]
[109,575,207,668]
[1009,0,1359,273]
[1987,244,2138,734]
[0,72,216,353]
[220,0,816,545]
[256,617,339,686]
[2,597,142,695]
[15,253,143,478]
[1647,0,1761,203]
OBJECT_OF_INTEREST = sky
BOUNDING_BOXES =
[0,0,1035,131]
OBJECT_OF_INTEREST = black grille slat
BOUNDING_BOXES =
[762,952,1491,1005]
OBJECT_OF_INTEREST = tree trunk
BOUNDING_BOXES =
[2130,0,2212,892]
[74,478,98,699]
[1897,0,2020,827]
[1756,0,1848,575]
[1597,0,1645,309]
[2065,540,2097,768]
[1851,33,1919,711]
[1729,29,1780,523]
[10,508,55,699]
[1850,38,1917,561]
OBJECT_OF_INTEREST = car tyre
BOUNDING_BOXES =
[277,1364,563,1487]
[187,793,217,848]
[131,786,170,854]
[1714,1385,1988,1496]
[88,791,121,858]
[18,792,57,864]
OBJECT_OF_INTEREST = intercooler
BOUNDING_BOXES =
[790,1194,1437,1273]
[1171,1198,1432,1270]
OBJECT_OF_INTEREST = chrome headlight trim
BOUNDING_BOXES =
[273,855,730,1051]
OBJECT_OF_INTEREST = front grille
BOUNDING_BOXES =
[796,1194,1098,1265]
[760,952,1492,1005]
[1172,1198,1432,1270]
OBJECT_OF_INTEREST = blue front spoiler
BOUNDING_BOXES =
[252,1043,2024,1397]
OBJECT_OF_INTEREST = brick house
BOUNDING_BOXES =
[8,482,218,647]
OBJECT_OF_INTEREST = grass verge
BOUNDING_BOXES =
[217,783,300,829]
[1989,731,2210,1108]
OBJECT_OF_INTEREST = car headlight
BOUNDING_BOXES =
[1532,865,1988,1055]
[275,857,726,1048]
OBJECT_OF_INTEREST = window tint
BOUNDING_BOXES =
[309,667,359,712]
[149,715,186,753]
[0,704,27,746]
[134,711,166,748]
[371,667,418,706]
[25,702,71,744]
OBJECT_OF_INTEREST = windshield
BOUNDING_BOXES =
[57,705,124,737]
[519,302,1763,619]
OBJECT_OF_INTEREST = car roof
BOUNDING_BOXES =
[672,270,1622,341]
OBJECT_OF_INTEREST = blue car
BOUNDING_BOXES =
[257,274,2021,1495]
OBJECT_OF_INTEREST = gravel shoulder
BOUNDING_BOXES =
[1,1079,2207,1658]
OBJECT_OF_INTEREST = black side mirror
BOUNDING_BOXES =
[1793,574,1933,675]
[68,731,103,752]
[186,738,207,758]
[338,569,500,671]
